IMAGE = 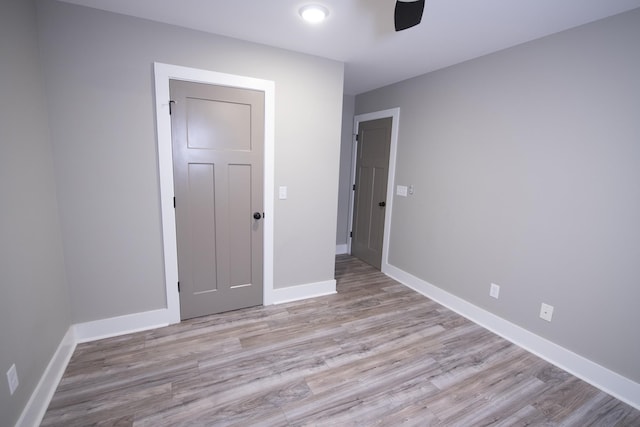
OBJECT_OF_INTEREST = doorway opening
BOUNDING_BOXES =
[154,63,275,324]
[348,108,400,273]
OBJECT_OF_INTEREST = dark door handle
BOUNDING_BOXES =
[253,212,262,220]
[378,201,386,207]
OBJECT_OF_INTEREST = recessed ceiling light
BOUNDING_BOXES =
[299,4,329,24]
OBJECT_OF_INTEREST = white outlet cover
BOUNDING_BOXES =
[396,185,408,197]
[7,364,18,395]
[490,283,500,299]
[540,303,554,322]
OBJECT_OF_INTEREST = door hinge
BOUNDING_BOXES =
[355,134,359,141]
[352,184,356,191]
[173,197,176,208]
[169,100,175,115]
[350,231,353,238]
[177,281,180,292]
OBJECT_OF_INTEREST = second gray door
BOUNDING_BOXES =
[351,117,392,270]
[170,80,264,320]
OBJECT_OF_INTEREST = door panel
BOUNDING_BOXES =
[228,164,252,287]
[370,166,387,251]
[351,117,392,269]
[171,80,264,320]
[186,98,251,150]
[187,163,218,294]
[354,166,373,243]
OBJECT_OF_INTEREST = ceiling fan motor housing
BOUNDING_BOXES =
[395,0,426,31]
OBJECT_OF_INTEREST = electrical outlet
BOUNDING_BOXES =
[540,303,554,322]
[490,283,500,299]
[7,364,18,395]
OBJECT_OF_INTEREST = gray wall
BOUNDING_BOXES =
[0,0,71,424]
[356,9,640,382]
[36,0,344,322]
[336,95,355,246]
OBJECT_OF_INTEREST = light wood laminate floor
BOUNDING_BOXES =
[42,255,639,426]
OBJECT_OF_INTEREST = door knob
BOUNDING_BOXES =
[378,201,386,207]
[253,212,262,220]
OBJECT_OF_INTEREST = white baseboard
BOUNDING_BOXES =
[15,327,76,427]
[73,308,171,343]
[336,244,348,255]
[384,263,640,411]
[271,279,337,305]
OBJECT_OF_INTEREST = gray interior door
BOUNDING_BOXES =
[351,117,392,270]
[170,80,264,320]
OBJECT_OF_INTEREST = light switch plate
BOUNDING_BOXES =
[7,364,18,395]
[397,185,408,197]
[490,283,500,299]
[278,186,287,200]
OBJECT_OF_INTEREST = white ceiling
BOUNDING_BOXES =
[60,0,640,95]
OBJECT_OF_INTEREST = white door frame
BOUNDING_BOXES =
[348,108,400,274]
[153,62,275,324]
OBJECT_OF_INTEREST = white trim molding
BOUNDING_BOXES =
[15,328,76,427]
[349,108,400,264]
[271,280,337,305]
[73,309,170,343]
[384,263,640,410]
[336,243,348,255]
[153,63,276,322]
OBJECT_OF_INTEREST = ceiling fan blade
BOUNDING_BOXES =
[394,0,425,32]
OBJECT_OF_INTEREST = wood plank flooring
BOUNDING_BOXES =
[42,255,640,426]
